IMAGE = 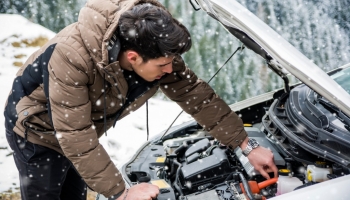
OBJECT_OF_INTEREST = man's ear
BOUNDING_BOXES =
[126,50,142,64]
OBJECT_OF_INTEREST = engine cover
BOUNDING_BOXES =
[179,148,232,190]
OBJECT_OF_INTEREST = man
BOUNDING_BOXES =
[4,0,277,199]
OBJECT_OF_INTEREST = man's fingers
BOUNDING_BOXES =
[263,165,279,178]
[270,163,279,178]
[268,152,278,178]
[247,146,278,180]
[258,167,271,180]
[263,162,279,178]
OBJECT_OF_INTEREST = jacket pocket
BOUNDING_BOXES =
[6,129,36,164]
[21,111,55,135]
[16,97,55,135]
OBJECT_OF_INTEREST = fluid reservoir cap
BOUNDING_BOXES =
[314,161,327,168]
[278,169,290,176]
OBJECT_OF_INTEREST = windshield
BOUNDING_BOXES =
[331,67,350,94]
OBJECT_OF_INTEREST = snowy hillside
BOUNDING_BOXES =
[0,14,192,192]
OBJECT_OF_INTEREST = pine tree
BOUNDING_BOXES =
[0,0,84,32]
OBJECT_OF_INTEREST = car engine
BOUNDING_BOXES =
[123,125,349,199]
[123,87,350,200]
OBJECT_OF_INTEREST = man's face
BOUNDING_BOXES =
[131,56,174,82]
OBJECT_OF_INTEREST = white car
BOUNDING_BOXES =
[99,0,350,199]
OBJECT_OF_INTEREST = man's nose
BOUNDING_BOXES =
[162,63,173,74]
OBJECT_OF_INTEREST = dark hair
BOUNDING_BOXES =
[117,3,192,62]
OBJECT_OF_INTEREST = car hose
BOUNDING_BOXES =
[173,159,184,197]
[173,143,187,155]
[166,145,187,178]
[238,172,255,200]
[168,159,177,179]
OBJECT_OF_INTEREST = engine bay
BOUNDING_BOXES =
[123,127,349,199]
[122,87,350,200]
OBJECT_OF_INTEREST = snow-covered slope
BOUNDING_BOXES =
[0,14,192,192]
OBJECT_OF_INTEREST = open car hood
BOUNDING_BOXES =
[195,0,350,117]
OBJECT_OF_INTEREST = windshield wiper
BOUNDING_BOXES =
[319,98,350,132]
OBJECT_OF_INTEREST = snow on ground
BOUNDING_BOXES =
[0,14,192,192]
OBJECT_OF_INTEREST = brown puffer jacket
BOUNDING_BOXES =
[4,0,247,197]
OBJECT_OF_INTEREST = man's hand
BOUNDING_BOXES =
[116,183,159,200]
[240,137,278,179]
[247,146,278,179]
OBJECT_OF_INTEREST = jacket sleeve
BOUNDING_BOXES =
[160,56,247,149]
[47,43,124,197]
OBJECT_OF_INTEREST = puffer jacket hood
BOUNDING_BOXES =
[4,0,247,197]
